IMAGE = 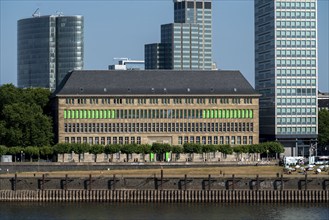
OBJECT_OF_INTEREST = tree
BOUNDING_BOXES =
[24,146,40,162]
[104,144,122,162]
[89,144,104,162]
[54,143,72,162]
[0,145,7,156]
[7,146,24,162]
[319,109,329,147]
[72,143,90,162]
[218,145,233,155]
[121,144,138,162]
[151,143,172,154]
[0,84,53,147]
[39,146,54,161]
[135,144,152,162]
[172,145,183,154]
[151,143,172,161]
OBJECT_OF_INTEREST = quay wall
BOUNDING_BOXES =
[0,189,328,203]
[1,174,329,191]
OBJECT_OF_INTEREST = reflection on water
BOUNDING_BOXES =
[0,202,328,220]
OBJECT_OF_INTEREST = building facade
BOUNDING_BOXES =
[54,70,259,146]
[17,15,84,91]
[255,0,318,156]
[145,0,212,70]
[108,58,145,70]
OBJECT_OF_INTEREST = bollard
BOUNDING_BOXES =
[256,174,259,191]
[161,169,163,191]
[184,174,187,190]
[89,174,92,191]
[113,174,116,190]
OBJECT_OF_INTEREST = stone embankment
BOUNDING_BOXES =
[0,172,329,203]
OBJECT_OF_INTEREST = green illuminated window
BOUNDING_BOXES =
[64,110,67,119]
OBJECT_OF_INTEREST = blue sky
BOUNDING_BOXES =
[1,0,328,91]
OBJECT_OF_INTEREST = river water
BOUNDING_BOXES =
[0,202,328,220]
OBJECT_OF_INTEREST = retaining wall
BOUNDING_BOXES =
[0,189,328,203]
[1,174,329,191]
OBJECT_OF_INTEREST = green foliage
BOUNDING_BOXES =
[72,143,90,154]
[151,143,172,154]
[24,146,40,161]
[7,146,24,155]
[0,84,53,147]
[53,143,72,154]
[140,144,152,154]
[183,143,202,154]
[0,145,8,156]
[39,146,54,157]
[121,144,138,154]
[319,109,329,146]
[202,145,216,153]
[104,144,122,154]
[218,145,233,155]
[172,145,183,154]
[89,144,105,155]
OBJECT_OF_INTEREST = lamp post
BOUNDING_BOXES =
[20,151,23,162]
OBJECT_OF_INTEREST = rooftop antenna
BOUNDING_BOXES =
[56,11,64,16]
[32,8,40,17]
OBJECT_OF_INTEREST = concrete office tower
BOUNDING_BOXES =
[255,0,318,156]
[17,14,84,91]
[145,0,212,70]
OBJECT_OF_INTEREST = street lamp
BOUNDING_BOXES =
[20,151,23,162]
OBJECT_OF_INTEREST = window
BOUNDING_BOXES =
[231,136,235,145]
[225,136,230,145]
[249,136,253,145]
[125,98,134,104]
[178,136,183,145]
[173,98,182,104]
[150,98,158,104]
[197,98,205,104]
[90,98,98,104]
[209,98,217,104]
[138,98,146,104]
[219,136,224,145]
[114,98,122,104]
[232,98,240,104]
[202,136,206,145]
[137,137,141,144]
[208,136,212,145]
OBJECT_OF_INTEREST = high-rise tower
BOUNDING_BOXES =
[17,14,84,91]
[145,0,212,70]
[255,0,318,156]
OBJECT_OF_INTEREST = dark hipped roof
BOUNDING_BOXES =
[55,70,258,96]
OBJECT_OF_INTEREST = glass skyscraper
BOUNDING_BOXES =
[255,0,318,156]
[145,0,212,70]
[17,15,84,91]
